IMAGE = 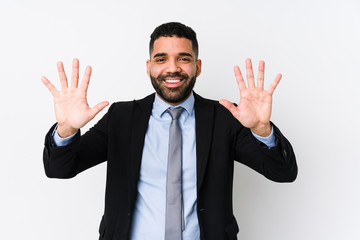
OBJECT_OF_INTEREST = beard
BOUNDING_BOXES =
[150,71,197,104]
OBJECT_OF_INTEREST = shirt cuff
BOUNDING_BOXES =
[52,125,78,147]
[251,126,276,149]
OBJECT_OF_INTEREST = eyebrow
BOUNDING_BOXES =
[152,52,194,59]
[178,52,194,58]
[153,53,167,58]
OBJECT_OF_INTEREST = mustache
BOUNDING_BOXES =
[157,72,189,80]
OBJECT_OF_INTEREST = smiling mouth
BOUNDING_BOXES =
[164,79,183,83]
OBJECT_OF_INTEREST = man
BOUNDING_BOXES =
[42,22,297,240]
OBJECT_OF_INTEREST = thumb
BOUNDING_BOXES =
[89,101,110,119]
[219,99,239,118]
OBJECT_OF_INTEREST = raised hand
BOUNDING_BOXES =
[41,58,109,138]
[219,59,281,137]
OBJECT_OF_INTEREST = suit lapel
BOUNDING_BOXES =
[128,93,155,205]
[194,93,214,192]
[126,92,215,199]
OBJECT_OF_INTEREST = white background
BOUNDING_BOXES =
[1,0,359,239]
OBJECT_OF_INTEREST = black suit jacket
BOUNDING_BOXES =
[43,92,297,240]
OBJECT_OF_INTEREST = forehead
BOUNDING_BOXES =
[152,37,194,57]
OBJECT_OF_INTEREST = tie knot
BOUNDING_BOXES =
[167,107,184,120]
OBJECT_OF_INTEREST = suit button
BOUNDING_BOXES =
[282,150,287,158]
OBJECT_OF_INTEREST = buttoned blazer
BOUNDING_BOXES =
[43,92,297,240]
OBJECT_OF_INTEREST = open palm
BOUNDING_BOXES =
[220,59,281,137]
[41,59,109,137]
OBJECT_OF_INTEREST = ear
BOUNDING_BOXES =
[196,59,202,77]
[146,59,150,77]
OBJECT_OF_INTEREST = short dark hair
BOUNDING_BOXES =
[149,22,199,58]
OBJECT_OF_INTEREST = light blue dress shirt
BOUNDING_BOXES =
[52,93,275,240]
[130,93,198,240]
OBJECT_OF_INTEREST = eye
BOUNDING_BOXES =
[155,58,165,63]
[179,57,191,62]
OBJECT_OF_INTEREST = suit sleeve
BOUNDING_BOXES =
[43,103,115,179]
[235,122,298,182]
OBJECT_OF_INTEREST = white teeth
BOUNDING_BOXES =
[165,79,181,83]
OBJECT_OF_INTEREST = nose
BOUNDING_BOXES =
[166,59,181,73]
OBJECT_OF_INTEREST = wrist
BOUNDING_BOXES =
[56,124,78,138]
[250,123,272,137]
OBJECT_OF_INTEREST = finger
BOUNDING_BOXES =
[57,61,68,90]
[80,65,92,92]
[219,99,239,119]
[41,76,58,96]
[245,58,255,88]
[268,73,282,95]
[234,66,246,91]
[257,60,265,90]
[89,101,109,119]
[70,58,79,88]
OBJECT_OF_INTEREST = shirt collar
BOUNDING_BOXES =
[153,92,195,118]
